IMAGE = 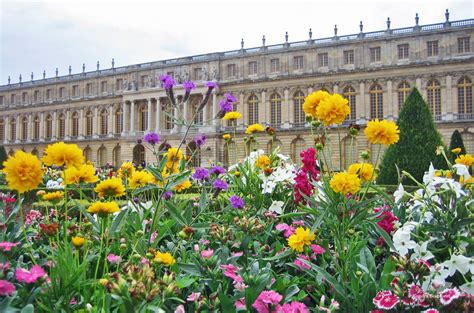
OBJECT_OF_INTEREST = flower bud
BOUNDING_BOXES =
[315,143,324,151]
[355,271,363,277]
[311,120,321,128]
[305,114,313,123]
[119,243,127,250]
[135,230,144,237]
[99,278,108,286]
[361,150,370,160]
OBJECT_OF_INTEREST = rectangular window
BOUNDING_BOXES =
[343,50,354,65]
[0,96,3,105]
[193,68,202,80]
[248,61,258,75]
[72,85,79,97]
[140,75,148,87]
[370,47,381,62]
[270,58,280,72]
[294,56,304,70]
[227,64,236,77]
[458,37,470,53]
[11,94,16,104]
[34,90,40,102]
[427,40,439,56]
[22,92,27,103]
[116,79,123,91]
[318,53,328,67]
[101,81,107,92]
[398,44,409,59]
[46,89,52,100]
[86,83,92,95]
[59,87,65,98]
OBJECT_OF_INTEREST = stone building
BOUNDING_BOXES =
[1,12,473,169]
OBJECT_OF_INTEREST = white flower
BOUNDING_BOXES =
[460,281,474,295]
[46,180,64,189]
[442,254,474,276]
[429,265,451,287]
[261,179,277,194]
[394,183,405,203]
[453,164,471,181]
[392,222,418,256]
[423,163,436,185]
[411,241,434,261]
[277,153,289,161]
[268,201,284,215]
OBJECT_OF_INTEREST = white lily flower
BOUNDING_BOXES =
[268,200,284,215]
[460,281,474,295]
[394,183,405,203]
[453,164,471,181]
[430,265,451,286]
[423,163,436,185]
[411,241,434,261]
[442,254,474,276]
[392,222,418,256]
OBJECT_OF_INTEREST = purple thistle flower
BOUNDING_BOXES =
[210,165,226,175]
[144,132,160,145]
[194,135,207,148]
[159,74,176,90]
[192,167,210,181]
[219,100,233,113]
[229,195,245,209]
[205,81,218,89]
[183,81,196,92]
[224,93,237,103]
[213,179,228,191]
[163,190,173,200]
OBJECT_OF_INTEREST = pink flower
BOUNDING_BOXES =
[0,280,15,296]
[149,231,158,243]
[0,262,10,272]
[140,258,149,265]
[373,290,399,310]
[293,171,313,204]
[199,239,210,245]
[187,292,201,302]
[70,298,77,305]
[0,242,20,252]
[174,305,185,313]
[275,301,309,313]
[252,290,283,313]
[221,264,243,283]
[107,254,121,264]
[235,298,246,309]
[25,210,42,226]
[234,281,248,291]
[310,244,326,255]
[439,288,460,305]
[15,265,47,284]
[275,223,295,238]
[423,309,439,313]
[300,148,320,180]
[231,251,244,258]
[201,249,214,258]
[292,221,305,226]
[408,284,425,302]
[374,207,398,245]
[294,255,311,270]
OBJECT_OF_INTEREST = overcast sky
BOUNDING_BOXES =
[0,0,473,85]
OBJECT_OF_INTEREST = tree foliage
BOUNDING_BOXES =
[448,129,467,162]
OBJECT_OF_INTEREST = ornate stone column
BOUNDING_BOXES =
[212,92,218,126]
[122,101,128,135]
[4,116,9,144]
[130,100,135,135]
[39,113,44,142]
[108,105,114,137]
[93,106,98,137]
[260,89,266,124]
[203,93,209,126]
[283,88,290,128]
[79,108,84,138]
[27,114,32,142]
[155,99,161,133]
[52,111,57,139]
[386,80,393,119]
[147,98,153,132]
[65,110,71,139]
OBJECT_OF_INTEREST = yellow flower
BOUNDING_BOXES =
[302,90,330,119]
[222,111,242,120]
[174,180,192,192]
[2,151,43,193]
[364,119,400,146]
[287,227,315,252]
[128,170,155,189]
[87,201,120,215]
[94,177,125,198]
[71,236,86,248]
[42,191,65,202]
[246,124,265,134]
[223,134,231,140]
[63,164,98,185]
[455,154,474,167]
[117,162,135,179]
[233,171,241,177]
[154,251,176,266]
[99,278,109,286]
[451,148,462,154]
[330,172,361,194]
[42,142,84,168]
[255,155,271,169]
[347,163,376,182]
[315,94,350,125]
[166,147,183,169]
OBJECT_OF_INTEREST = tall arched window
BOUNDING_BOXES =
[369,84,383,119]
[270,93,282,126]
[85,110,93,136]
[115,108,123,134]
[291,137,306,162]
[100,109,108,135]
[247,95,259,125]
[427,80,441,117]
[71,112,79,137]
[33,116,40,140]
[97,146,107,167]
[21,117,28,141]
[113,145,121,167]
[462,132,474,154]
[293,91,306,125]
[133,144,145,165]
[192,98,203,125]
[163,100,173,130]
[343,86,356,121]
[187,142,201,167]
[58,113,65,139]
[267,139,283,154]
[457,77,473,118]
[397,82,411,111]
[0,119,4,142]
[45,115,52,139]
[83,146,92,162]
[139,104,148,131]
[31,148,38,156]
[10,118,16,141]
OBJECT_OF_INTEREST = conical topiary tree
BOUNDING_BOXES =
[448,129,467,162]
[0,146,7,170]
[378,88,447,185]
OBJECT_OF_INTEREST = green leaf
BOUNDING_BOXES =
[163,201,187,226]
[218,291,236,313]
[379,258,396,289]
[20,304,34,313]
[176,276,196,289]
[359,246,376,279]
[369,221,396,252]
[178,263,202,276]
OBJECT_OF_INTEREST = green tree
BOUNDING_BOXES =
[448,129,467,162]
[378,88,447,185]
[0,145,7,169]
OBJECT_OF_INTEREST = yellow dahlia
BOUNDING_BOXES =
[2,150,43,193]
[63,164,98,185]
[42,142,84,168]
[222,111,242,121]
[330,172,361,194]
[364,119,400,146]
[455,154,474,167]
[223,134,231,140]
[87,201,120,215]
[154,251,176,266]
[42,191,65,202]
[255,155,271,169]
[246,124,265,134]
[315,94,350,125]
[166,147,183,169]
[94,177,125,198]
[347,163,376,182]
[174,180,192,192]
[71,236,86,248]
[288,227,315,252]
[128,170,154,189]
[302,90,330,119]
[117,162,135,179]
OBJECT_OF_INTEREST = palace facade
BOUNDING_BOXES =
[1,13,473,169]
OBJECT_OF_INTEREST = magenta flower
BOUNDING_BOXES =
[221,264,243,283]
[0,242,20,252]
[159,74,176,90]
[310,244,326,256]
[235,298,246,309]
[182,81,196,92]
[25,210,42,226]
[107,254,121,264]
[0,262,10,273]
[213,179,228,191]
[408,284,425,302]
[210,166,226,175]
[187,292,201,302]
[373,290,399,310]
[0,280,15,296]
[294,255,311,270]
[252,290,283,313]
[229,195,245,209]
[439,288,460,305]
[275,301,309,313]
[192,168,210,181]
[205,81,218,89]
[200,249,214,259]
[300,147,320,180]
[193,134,207,148]
[224,93,237,103]
[275,223,295,238]
[15,265,46,284]
[231,251,243,258]
[144,132,161,145]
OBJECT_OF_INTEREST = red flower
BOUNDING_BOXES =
[293,171,313,204]
[300,148,320,180]
[373,290,399,310]
[439,288,460,305]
